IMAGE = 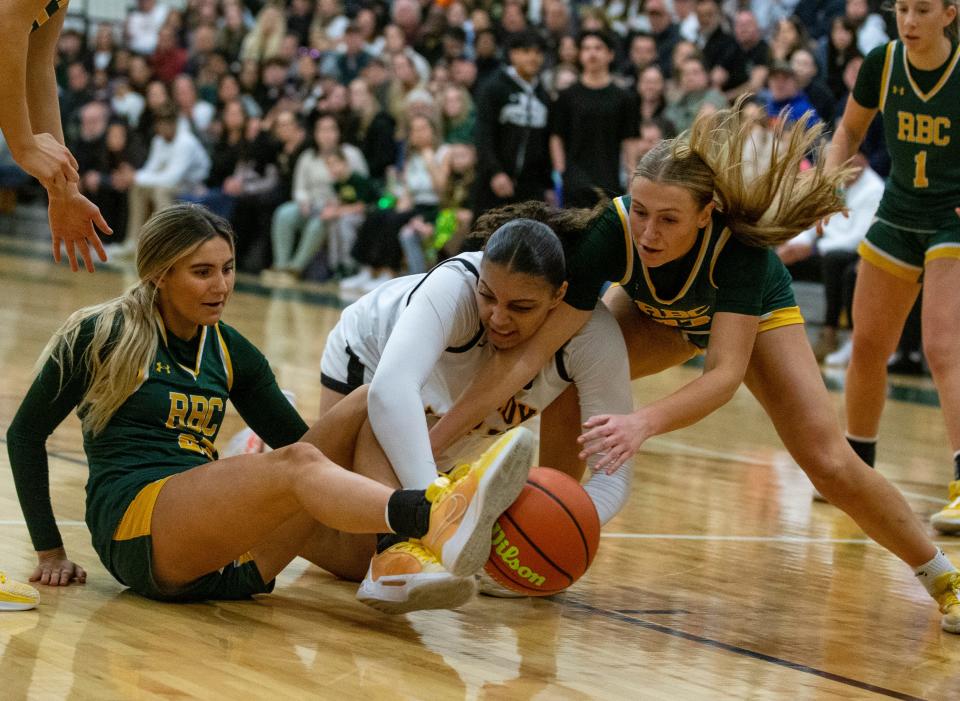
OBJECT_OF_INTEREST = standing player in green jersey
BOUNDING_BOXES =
[428,102,960,633]
[0,0,112,272]
[5,204,532,608]
[824,0,960,533]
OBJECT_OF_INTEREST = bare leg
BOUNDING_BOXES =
[744,324,936,566]
[921,258,960,453]
[845,260,920,438]
[319,386,348,416]
[603,285,697,378]
[539,384,586,480]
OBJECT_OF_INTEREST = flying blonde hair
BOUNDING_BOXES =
[635,96,852,247]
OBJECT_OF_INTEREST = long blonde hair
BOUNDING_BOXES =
[634,96,850,247]
[35,205,235,436]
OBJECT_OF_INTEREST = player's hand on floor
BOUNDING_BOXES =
[32,547,86,587]
[577,412,649,473]
[48,183,112,272]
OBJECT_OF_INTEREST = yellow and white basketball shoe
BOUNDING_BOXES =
[930,571,960,633]
[421,427,533,577]
[0,571,39,611]
[930,481,960,534]
[356,540,476,614]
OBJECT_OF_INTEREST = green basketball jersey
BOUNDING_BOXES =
[563,196,788,348]
[876,40,960,227]
[84,317,237,556]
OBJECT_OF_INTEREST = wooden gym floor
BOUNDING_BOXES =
[1,231,958,700]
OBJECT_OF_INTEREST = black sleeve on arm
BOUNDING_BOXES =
[222,325,309,448]
[6,332,92,552]
[562,203,631,311]
[852,43,889,110]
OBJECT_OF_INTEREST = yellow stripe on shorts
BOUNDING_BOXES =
[857,240,923,283]
[926,244,960,264]
[113,477,172,541]
[758,306,804,334]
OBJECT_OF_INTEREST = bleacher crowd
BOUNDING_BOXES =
[0,0,923,368]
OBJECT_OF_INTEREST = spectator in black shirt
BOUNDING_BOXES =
[472,29,552,215]
[790,47,836,127]
[733,10,771,95]
[550,30,639,207]
[695,0,748,93]
[645,0,682,78]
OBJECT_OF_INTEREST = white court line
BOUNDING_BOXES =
[601,533,960,547]
[644,438,949,505]
[1,520,956,548]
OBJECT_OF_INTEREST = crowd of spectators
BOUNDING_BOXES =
[0,0,903,329]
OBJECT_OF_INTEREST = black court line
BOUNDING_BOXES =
[565,600,927,701]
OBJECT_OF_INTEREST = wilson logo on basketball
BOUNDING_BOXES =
[490,522,546,587]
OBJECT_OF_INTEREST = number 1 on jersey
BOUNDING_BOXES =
[914,150,929,188]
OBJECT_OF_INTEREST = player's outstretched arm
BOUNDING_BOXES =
[429,302,591,456]
[579,312,758,470]
[3,1,112,271]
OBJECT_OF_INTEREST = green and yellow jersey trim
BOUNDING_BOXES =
[214,325,234,391]
[642,218,714,305]
[155,313,208,379]
[903,41,960,103]
[612,196,635,284]
[878,41,896,112]
[707,227,733,289]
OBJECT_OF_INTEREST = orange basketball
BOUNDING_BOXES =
[484,467,601,596]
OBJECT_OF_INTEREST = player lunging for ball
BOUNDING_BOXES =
[427,101,960,633]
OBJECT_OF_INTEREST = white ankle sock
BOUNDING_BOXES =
[915,550,956,593]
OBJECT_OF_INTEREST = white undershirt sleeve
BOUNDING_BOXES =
[562,303,635,526]
[367,265,480,489]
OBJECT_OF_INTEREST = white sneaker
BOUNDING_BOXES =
[339,268,372,290]
[824,338,853,367]
[356,540,476,614]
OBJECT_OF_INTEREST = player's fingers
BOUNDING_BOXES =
[75,566,87,583]
[67,149,79,171]
[38,569,51,585]
[65,241,80,273]
[51,235,62,263]
[93,209,112,235]
[582,414,609,428]
[57,569,71,586]
[78,239,95,273]
[89,231,108,262]
[577,427,603,445]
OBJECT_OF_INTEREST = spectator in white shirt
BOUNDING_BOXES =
[125,0,169,56]
[119,105,210,257]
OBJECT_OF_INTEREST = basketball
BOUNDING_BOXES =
[484,466,601,596]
